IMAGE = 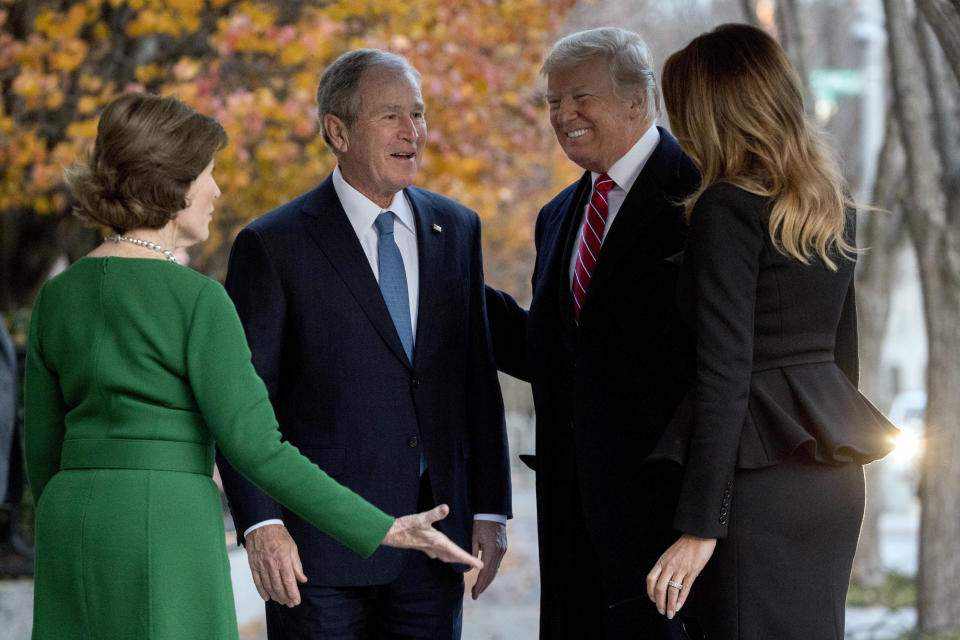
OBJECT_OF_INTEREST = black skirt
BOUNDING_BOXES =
[684,456,865,640]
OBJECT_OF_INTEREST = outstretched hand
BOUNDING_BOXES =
[383,504,483,570]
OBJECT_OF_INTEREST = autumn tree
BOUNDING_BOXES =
[0,0,578,313]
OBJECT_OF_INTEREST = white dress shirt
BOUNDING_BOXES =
[568,124,660,289]
[333,166,420,337]
[244,167,503,539]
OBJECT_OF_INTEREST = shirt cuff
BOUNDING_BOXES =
[473,513,508,525]
[243,519,285,539]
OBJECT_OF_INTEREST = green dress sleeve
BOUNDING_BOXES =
[24,285,68,503]
[186,280,394,558]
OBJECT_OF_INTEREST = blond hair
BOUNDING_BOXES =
[662,23,854,269]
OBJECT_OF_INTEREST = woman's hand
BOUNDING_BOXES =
[646,534,717,619]
[383,504,483,570]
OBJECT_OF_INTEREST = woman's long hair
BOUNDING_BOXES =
[662,23,854,269]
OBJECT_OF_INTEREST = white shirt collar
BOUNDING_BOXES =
[332,165,416,237]
[591,124,660,192]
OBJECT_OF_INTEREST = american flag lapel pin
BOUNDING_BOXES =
[432,223,442,233]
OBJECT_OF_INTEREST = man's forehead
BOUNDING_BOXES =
[546,59,608,90]
[358,70,423,103]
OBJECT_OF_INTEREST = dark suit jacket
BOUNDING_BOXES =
[487,129,699,626]
[659,183,898,539]
[217,174,511,586]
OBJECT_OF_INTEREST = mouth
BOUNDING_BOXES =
[566,128,589,139]
[390,152,417,160]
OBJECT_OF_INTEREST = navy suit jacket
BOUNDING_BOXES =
[217,174,511,586]
[487,129,699,631]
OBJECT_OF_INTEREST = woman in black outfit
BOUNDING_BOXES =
[645,24,899,639]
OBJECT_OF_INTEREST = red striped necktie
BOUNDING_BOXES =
[573,172,615,323]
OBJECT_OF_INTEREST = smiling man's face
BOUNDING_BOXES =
[546,56,647,174]
[335,68,426,208]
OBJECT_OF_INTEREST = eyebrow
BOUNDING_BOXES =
[546,84,589,98]
[379,102,426,112]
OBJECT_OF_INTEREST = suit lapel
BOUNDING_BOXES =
[407,190,441,368]
[582,132,678,308]
[541,174,592,328]
[300,176,412,368]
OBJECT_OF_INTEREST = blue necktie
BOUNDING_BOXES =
[375,211,423,474]
[375,212,414,362]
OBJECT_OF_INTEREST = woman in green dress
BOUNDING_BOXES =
[24,92,481,640]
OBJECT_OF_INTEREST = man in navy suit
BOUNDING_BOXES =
[218,49,511,640]
[486,28,699,639]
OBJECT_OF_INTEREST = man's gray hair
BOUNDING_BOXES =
[316,49,421,148]
[542,27,660,122]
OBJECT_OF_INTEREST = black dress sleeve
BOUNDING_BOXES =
[673,186,764,539]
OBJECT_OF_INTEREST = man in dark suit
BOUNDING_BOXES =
[218,49,511,640]
[485,27,699,639]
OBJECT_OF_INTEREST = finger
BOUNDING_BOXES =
[443,537,483,569]
[279,561,302,607]
[646,562,663,602]
[423,503,449,525]
[251,571,270,602]
[472,565,495,600]
[472,531,480,559]
[665,574,684,619]
[654,573,671,614]
[676,572,698,612]
[267,563,291,606]
[293,552,308,585]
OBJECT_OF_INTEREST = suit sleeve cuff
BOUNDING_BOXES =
[473,513,508,524]
[243,519,285,540]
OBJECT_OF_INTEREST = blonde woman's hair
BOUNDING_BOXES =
[662,23,855,269]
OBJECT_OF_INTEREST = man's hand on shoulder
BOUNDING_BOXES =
[244,523,307,607]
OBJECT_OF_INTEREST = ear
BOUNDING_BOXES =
[323,114,349,153]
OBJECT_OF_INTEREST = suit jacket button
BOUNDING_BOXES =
[408,436,419,448]
[719,514,728,525]
[411,377,421,389]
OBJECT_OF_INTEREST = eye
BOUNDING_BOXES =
[412,111,425,120]
[574,93,590,101]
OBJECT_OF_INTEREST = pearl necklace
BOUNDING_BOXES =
[105,235,178,263]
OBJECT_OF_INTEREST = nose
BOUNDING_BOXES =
[554,96,576,123]
[213,179,221,200]
[398,116,419,141]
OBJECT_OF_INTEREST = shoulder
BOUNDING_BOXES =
[539,176,587,223]
[651,128,700,198]
[693,183,767,223]
[245,190,316,236]
[405,186,480,229]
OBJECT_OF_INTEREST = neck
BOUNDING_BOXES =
[338,169,401,209]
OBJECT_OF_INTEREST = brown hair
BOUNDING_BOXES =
[65,93,227,233]
[662,23,854,269]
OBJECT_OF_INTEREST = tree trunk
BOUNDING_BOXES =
[914,231,960,633]
[883,0,960,630]
[915,0,960,85]
[775,0,810,100]
[851,114,905,587]
[739,0,760,26]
